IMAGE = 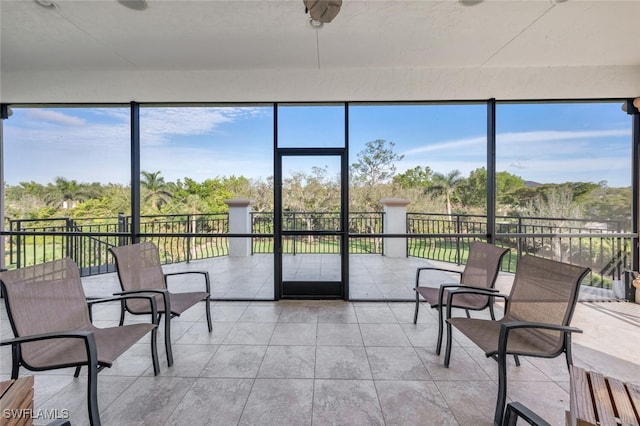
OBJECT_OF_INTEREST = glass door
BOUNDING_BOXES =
[275,148,348,299]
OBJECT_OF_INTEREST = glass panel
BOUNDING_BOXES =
[496,101,633,295]
[140,105,275,300]
[348,103,486,300]
[281,155,342,283]
[2,106,130,285]
[277,104,345,148]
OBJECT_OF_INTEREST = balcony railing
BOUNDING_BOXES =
[407,213,634,289]
[4,211,635,292]
[251,211,383,255]
[6,213,229,275]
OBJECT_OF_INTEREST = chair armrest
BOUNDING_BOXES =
[437,284,500,307]
[498,322,583,358]
[415,267,462,288]
[504,401,551,426]
[445,287,508,319]
[1,330,95,347]
[92,292,161,324]
[164,270,211,294]
[1,330,98,367]
[500,321,582,335]
[1,331,99,380]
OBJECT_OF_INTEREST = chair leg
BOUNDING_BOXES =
[205,297,212,333]
[150,327,160,376]
[495,350,508,426]
[436,305,444,355]
[444,320,453,367]
[87,361,100,426]
[565,334,574,370]
[119,299,126,327]
[162,313,174,367]
[514,355,520,367]
[413,289,420,324]
[74,366,82,377]
[489,303,496,320]
[465,309,471,319]
[11,345,20,379]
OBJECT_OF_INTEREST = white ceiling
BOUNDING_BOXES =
[2,0,640,103]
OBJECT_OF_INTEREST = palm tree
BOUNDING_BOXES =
[45,177,88,209]
[140,171,173,210]
[425,169,463,219]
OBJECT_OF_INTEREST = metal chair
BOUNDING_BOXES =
[413,241,509,354]
[0,258,160,426]
[444,255,590,425]
[110,241,212,367]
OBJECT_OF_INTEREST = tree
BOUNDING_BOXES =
[495,171,526,210]
[44,177,89,209]
[579,182,631,226]
[392,165,433,189]
[425,170,463,218]
[140,170,173,211]
[351,139,404,211]
[456,168,486,209]
[351,139,404,187]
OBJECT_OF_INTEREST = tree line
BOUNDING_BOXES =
[3,139,631,228]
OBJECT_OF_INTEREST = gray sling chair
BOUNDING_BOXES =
[0,258,160,426]
[413,241,509,355]
[443,255,590,426]
[109,241,212,367]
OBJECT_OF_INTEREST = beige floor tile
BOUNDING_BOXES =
[376,380,458,426]
[165,378,253,426]
[366,346,431,380]
[313,379,384,426]
[257,345,315,379]
[201,345,267,378]
[316,322,363,346]
[315,346,372,379]
[239,378,313,426]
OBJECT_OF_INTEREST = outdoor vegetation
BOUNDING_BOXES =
[4,139,631,227]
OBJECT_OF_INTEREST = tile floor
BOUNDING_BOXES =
[2,295,640,426]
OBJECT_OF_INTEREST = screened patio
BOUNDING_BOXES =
[2,1,640,425]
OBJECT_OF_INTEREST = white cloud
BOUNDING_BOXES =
[497,129,630,144]
[140,107,268,145]
[403,136,485,155]
[27,109,86,126]
[404,129,630,156]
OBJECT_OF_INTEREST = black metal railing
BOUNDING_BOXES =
[407,212,635,289]
[4,212,635,291]
[6,213,229,275]
[251,211,384,255]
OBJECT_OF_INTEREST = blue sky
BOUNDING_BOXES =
[3,102,632,187]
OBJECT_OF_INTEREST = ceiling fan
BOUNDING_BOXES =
[117,0,148,11]
[304,0,342,26]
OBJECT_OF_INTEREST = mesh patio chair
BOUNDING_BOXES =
[413,241,509,354]
[0,258,160,426]
[109,242,212,367]
[444,255,590,425]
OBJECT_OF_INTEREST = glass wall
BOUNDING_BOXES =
[139,105,275,299]
[348,103,487,299]
[495,101,633,294]
[2,106,130,291]
[277,104,345,148]
[1,100,636,301]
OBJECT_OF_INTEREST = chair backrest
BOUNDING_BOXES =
[0,258,91,362]
[110,242,166,292]
[505,255,590,352]
[460,241,509,289]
